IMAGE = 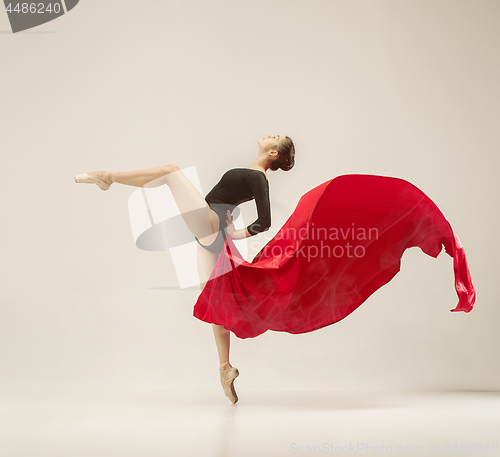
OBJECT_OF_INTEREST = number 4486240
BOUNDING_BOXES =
[5,3,62,14]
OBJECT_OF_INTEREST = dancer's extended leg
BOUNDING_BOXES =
[75,165,172,190]
[110,165,173,188]
[80,164,195,189]
[82,164,219,242]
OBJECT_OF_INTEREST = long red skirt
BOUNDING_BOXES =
[193,174,476,339]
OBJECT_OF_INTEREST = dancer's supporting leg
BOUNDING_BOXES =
[212,325,232,367]
[197,242,233,368]
[198,243,239,403]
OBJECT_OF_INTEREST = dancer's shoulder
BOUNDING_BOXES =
[232,167,268,182]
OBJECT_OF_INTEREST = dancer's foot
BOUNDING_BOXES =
[219,361,239,404]
[74,171,113,191]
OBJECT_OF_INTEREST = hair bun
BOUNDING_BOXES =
[280,156,295,171]
[274,136,296,172]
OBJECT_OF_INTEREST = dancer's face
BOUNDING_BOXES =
[258,134,282,152]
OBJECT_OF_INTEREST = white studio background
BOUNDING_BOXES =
[0,0,498,392]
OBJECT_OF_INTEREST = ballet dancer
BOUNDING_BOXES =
[75,134,296,404]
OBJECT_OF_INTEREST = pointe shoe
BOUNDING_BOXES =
[74,172,111,191]
[219,365,239,404]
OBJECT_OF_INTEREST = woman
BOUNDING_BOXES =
[75,134,296,404]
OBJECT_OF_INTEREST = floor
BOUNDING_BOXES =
[1,390,499,457]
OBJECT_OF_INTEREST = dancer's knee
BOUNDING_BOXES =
[164,163,180,174]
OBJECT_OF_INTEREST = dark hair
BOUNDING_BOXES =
[270,136,295,171]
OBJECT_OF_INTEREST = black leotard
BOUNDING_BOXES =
[195,168,271,255]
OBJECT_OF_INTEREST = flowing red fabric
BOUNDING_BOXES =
[193,174,476,339]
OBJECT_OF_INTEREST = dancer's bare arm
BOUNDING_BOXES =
[226,211,252,240]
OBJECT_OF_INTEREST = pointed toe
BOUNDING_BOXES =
[220,366,239,404]
[74,172,110,191]
[75,173,91,183]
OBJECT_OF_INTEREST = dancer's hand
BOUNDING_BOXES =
[226,210,235,238]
